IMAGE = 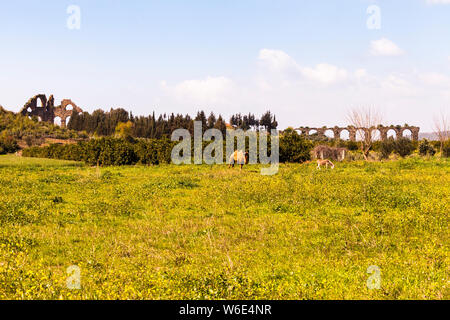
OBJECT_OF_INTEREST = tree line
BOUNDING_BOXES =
[22,129,313,166]
[68,108,278,138]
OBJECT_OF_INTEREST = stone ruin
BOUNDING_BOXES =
[20,94,83,128]
[313,145,347,161]
[295,125,420,141]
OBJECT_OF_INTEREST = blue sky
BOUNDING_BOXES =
[1,0,449,131]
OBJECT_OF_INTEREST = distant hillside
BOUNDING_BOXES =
[418,132,450,140]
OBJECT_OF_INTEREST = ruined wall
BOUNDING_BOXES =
[295,125,420,141]
[313,145,347,161]
[20,94,83,128]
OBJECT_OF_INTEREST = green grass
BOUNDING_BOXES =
[0,154,82,167]
[0,155,448,299]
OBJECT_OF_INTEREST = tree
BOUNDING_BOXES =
[207,112,216,129]
[347,106,383,160]
[379,137,395,159]
[433,111,449,157]
[115,121,134,140]
[393,137,415,158]
[214,115,227,136]
[279,128,313,163]
[67,111,80,131]
[260,111,278,131]
[195,111,207,133]
[419,139,436,157]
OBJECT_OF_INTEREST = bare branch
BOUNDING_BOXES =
[433,110,449,155]
[347,106,384,160]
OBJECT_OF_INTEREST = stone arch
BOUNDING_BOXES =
[21,94,49,121]
[354,128,369,141]
[295,128,304,136]
[400,127,419,140]
[36,98,44,108]
[54,99,82,128]
[386,129,397,139]
[339,128,350,140]
[22,94,46,112]
[371,128,382,141]
[402,128,413,139]
[60,99,82,113]
[324,129,334,139]
[20,94,83,128]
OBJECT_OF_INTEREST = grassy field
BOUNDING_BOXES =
[0,154,448,299]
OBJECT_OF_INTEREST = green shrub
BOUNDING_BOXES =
[379,137,395,159]
[23,138,174,166]
[418,139,436,156]
[279,128,313,163]
[0,136,19,155]
[134,138,175,165]
[431,140,441,150]
[346,140,359,151]
[443,140,450,158]
[393,137,416,158]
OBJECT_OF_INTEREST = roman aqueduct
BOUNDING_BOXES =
[20,94,83,128]
[294,125,420,141]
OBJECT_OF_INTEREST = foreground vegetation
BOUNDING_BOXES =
[0,155,448,299]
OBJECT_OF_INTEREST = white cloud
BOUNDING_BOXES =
[258,49,299,72]
[258,49,348,85]
[161,76,235,105]
[381,74,417,96]
[370,38,405,56]
[300,64,348,84]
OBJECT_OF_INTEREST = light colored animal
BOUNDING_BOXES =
[317,159,335,170]
[229,150,249,170]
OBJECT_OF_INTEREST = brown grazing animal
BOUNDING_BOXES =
[317,159,335,170]
[229,150,249,170]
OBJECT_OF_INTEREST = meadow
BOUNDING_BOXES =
[0,154,448,299]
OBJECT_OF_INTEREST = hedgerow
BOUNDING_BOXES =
[22,138,174,166]
[22,135,314,166]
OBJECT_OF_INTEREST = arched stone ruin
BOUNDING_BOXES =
[313,145,347,161]
[20,94,83,128]
[295,125,420,141]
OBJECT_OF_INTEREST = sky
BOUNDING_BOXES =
[0,0,449,131]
